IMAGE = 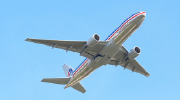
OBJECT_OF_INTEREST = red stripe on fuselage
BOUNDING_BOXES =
[73,59,89,76]
[107,12,145,40]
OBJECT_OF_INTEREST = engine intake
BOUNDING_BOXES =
[127,47,141,60]
[86,34,100,47]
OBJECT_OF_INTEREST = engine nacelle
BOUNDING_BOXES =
[127,47,141,60]
[86,34,100,47]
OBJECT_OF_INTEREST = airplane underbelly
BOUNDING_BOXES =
[67,62,102,87]
[113,17,143,46]
[75,62,102,81]
[95,18,145,65]
[96,39,121,65]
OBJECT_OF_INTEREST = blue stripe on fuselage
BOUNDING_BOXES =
[73,58,88,74]
[104,12,139,41]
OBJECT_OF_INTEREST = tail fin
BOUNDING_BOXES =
[62,64,74,77]
[41,64,86,93]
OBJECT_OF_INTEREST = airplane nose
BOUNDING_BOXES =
[143,12,146,17]
[141,11,146,17]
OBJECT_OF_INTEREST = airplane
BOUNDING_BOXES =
[25,11,150,93]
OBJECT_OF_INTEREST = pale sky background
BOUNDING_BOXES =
[1,0,180,100]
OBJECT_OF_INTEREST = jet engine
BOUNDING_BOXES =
[86,34,100,47]
[127,47,141,60]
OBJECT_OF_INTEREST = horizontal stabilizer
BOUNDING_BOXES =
[41,78,69,85]
[72,82,86,93]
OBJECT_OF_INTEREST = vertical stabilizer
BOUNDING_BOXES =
[62,64,74,77]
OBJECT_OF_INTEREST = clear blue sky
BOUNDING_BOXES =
[1,0,180,100]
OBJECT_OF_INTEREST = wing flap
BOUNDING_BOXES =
[128,59,150,77]
[25,38,86,52]
[108,46,150,77]
[25,38,108,60]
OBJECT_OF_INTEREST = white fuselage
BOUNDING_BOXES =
[65,12,146,88]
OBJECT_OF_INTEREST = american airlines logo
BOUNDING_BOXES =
[68,68,73,77]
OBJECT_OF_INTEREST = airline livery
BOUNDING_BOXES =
[26,11,150,93]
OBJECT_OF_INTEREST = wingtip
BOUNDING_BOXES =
[41,78,45,82]
[146,74,150,77]
[82,90,86,94]
[25,38,32,42]
[25,38,30,41]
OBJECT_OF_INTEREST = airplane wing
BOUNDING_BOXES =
[25,38,149,76]
[25,38,108,60]
[109,46,150,77]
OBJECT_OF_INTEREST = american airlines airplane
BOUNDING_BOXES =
[26,11,150,93]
